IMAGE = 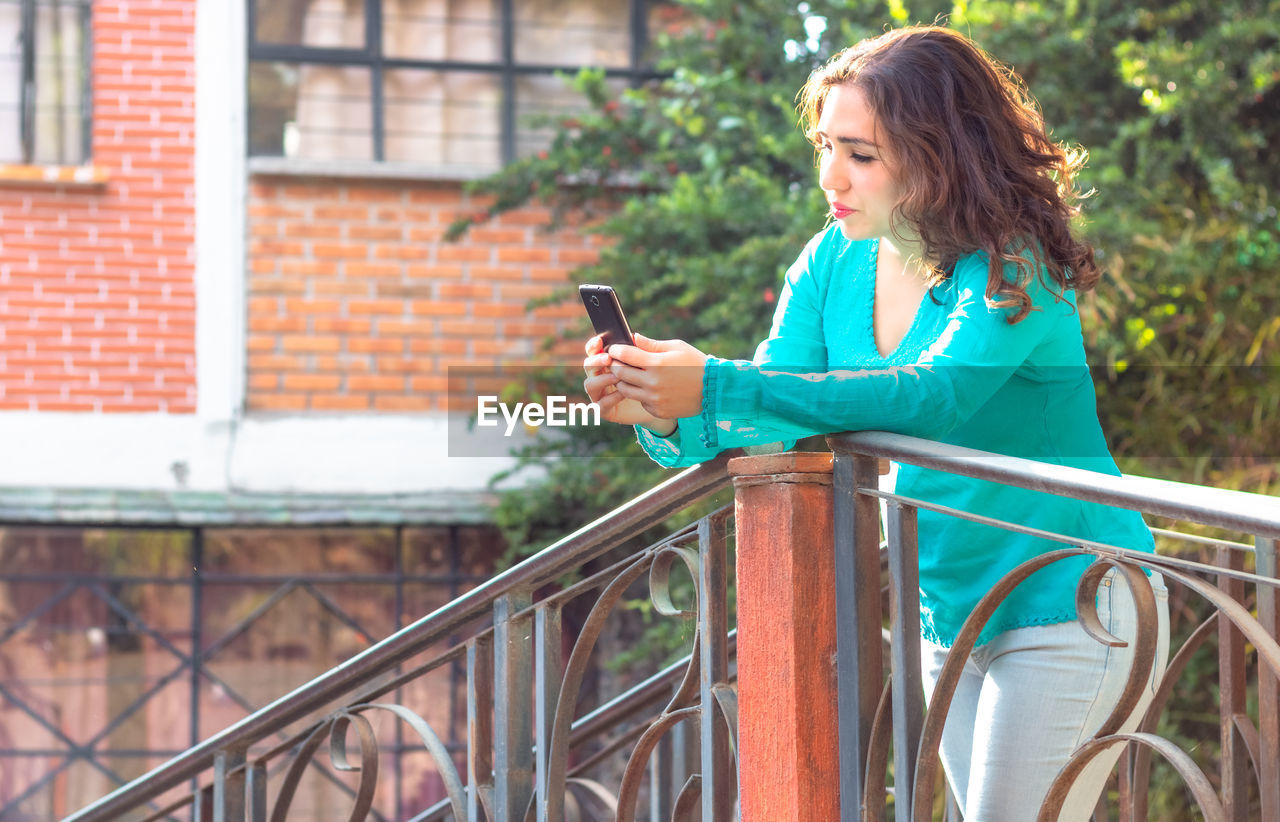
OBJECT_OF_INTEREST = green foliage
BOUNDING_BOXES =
[460,0,1278,562]
[467,0,898,560]
[457,4,1277,813]
[950,1,1280,491]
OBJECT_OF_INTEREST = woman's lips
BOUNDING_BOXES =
[831,204,855,219]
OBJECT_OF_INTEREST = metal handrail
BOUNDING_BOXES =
[827,430,1280,822]
[407,631,739,822]
[63,451,737,822]
[829,430,1280,536]
[66,429,1280,821]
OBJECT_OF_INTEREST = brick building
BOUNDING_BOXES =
[0,0,652,493]
[0,0,663,817]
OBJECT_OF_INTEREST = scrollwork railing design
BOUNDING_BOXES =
[66,430,1280,822]
[830,431,1280,822]
[64,454,739,822]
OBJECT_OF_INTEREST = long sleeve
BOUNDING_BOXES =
[633,230,1152,646]
[697,254,1076,452]
[635,232,833,467]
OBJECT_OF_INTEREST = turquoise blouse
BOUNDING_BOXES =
[636,225,1154,646]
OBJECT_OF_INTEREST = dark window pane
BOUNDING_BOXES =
[248,61,374,160]
[514,0,632,67]
[0,2,18,161]
[248,61,298,156]
[201,527,396,574]
[254,0,366,49]
[383,0,501,62]
[0,0,90,164]
[401,525,455,577]
[454,524,504,577]
[0,526,191,578]
[0,528,195,814]
[0,523,493,821]
[31,1,87,164]
[384,68,501,169]
[401,525,501,579]
[244,1,655,169]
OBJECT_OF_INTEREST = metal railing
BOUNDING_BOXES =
[63,431,1280,821]
[829,431,1280,822]
[63,451,738,822]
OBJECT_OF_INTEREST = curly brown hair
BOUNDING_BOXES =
[797,25,1098,321]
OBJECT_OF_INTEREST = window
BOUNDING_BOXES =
[0,522,503,819]
[247,0,660,172]
[0,0,91,165]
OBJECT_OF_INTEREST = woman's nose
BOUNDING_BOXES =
[819,156,847,194]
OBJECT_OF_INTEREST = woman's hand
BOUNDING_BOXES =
[583,334,677,435]
[607,334,709,420]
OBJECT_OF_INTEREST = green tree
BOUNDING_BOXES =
[455,3,1279,815]
[456,0,891,559]
[951,0,1280,492]
[455,0,1278,553]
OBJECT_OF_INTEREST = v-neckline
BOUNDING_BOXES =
[868,238,933,361]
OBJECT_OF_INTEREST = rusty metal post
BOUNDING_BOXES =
[535,604,563,822]
[1257,537,1279,822]
[1217,547,1250,822]
[212,748,246,822]
[885,501,923,822]
[833,450,888,821]
[246,761,268,822]
[494,592,535,822]
[698,509,735,822]
[730,453,839,821]
[468,636,495,822]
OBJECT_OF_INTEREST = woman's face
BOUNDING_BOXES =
[814,84,917,248]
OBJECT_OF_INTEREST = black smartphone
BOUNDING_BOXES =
[579,284,635,347]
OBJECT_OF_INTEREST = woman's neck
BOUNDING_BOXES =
[878,235,940,281]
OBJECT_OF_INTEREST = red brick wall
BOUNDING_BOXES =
[0,0,196,413]
[246,177,592,412]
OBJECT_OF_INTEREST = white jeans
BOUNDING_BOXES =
[920,570,1170,822]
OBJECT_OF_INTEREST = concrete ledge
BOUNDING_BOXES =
[248,156,492,183]
[0,485,496,527]
[0,163,109,187]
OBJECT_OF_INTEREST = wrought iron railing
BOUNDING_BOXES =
[0,520,498,818]
[63,431,1280,821]
[829,431,1280,822]
[62,452,738,822]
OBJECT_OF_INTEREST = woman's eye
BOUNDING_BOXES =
[851,152,873,164]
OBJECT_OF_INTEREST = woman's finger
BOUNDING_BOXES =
[607,342,660,369]
[584,334,604,355]
[583,372,618,402]
[613,379,650,404]
[610,360,653,388]
[595,388,625,413]
[583,351,612,373]
[587,380,651,426]
[583,374,613,402]
[614,380,675,420]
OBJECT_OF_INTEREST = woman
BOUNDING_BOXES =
[583,24,1168,821]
